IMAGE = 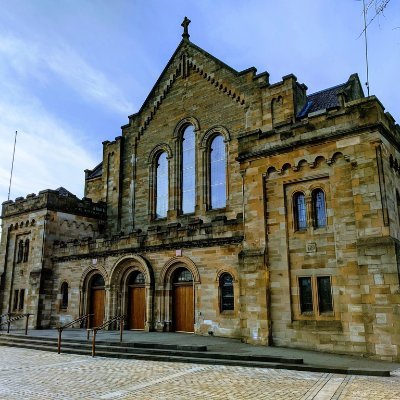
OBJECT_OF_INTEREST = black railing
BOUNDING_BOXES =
[87,315,125,357]
[57,314,93,354]
[0,313,32,335]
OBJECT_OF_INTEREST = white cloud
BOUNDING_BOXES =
[0,34,133,115]
[0,80,97,203]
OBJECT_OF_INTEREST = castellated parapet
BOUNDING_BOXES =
[2,189,106,220]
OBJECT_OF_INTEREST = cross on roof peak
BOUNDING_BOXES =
[181,17,191,40]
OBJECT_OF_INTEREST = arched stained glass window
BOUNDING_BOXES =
[182,125,196,213]
[156,152,168,218]
[61,282,68,309]
[293,192,307,230]
[220,273,234,311]
[312,189,326,228]
[210,135,226,209]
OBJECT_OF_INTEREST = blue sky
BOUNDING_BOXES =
[0,0,399,204]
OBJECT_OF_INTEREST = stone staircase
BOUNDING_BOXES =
[0,332,306,369]
[0,332,391,376]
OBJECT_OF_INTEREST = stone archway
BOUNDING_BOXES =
[159,256,200,332]
[80,268,108,328]
[109,255,154,331]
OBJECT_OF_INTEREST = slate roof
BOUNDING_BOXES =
[55,187,75,197]
[86,162,103,180]
[297,82,347,118]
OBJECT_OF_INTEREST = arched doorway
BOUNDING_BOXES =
[173,268,194,332]
[128,271,146,330]
[89,274,105,327]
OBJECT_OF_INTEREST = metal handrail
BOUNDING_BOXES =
[57,314,93,354]
[0,313,32,335]
[87,315,125,357]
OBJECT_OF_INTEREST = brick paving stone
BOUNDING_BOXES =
[0,348,400,399]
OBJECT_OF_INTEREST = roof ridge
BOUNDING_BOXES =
[308,82,347,97]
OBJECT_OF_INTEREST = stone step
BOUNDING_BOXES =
[0,335,302,364]
[0,332,207,351]
[0,340,389,376]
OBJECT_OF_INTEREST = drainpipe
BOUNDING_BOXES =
[240,171,246,241]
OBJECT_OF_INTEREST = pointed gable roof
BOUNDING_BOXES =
[125,31,269,135]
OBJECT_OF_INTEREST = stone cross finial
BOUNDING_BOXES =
[181,17,191,39]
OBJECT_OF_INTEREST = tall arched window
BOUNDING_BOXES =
[312,189,326,228]
[210,135,226,209]
[23,239,30,262]
[156,152,168,218]
[182,125,196,213]
[219,273,234,312]
[293,192,307,230]
[61,282,69,309]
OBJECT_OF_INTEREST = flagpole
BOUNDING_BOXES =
[7,131,18,201]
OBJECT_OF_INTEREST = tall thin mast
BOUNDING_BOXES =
[7,131,18,201]
[363,0,370,96]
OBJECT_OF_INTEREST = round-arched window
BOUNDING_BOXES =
[61,282,69,309]
[90,274,105,288]
[173,268,193,283]
[219,273,234,312]
[128,271,145,285]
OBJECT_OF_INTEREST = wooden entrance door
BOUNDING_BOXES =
[90,288,105,327]
[173,285,194,332]
[128,286,145,329]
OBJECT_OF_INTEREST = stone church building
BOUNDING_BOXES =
[1,19,400,361]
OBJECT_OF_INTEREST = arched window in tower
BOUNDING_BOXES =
[219,273,234,312]
[61,282,69,309]
[17,240,24,263]
[293,192,307,230]
[312,189,327,228]
[156,152,168,218]
[210,135,226,209]
[23,239,30,262]
[182,125,196,213]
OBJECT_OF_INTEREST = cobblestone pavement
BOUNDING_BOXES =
[0,348,400,399]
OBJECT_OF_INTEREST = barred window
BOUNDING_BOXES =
[219,273,234,312]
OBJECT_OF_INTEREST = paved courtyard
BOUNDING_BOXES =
[0,347,400,399]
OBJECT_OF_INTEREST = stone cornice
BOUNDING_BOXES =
[237,122,399,162]
[52,235,244,263]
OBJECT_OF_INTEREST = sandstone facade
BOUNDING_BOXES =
[1,22,400,361]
